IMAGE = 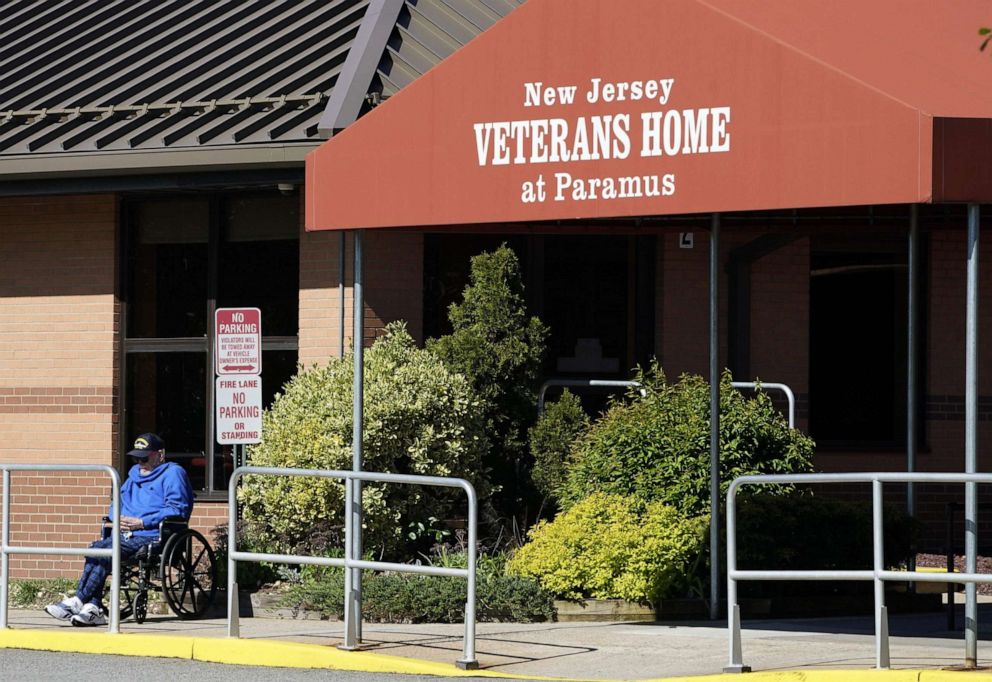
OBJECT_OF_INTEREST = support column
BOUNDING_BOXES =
[907,205,918,518]
[965,204,979,668]
[352,229,364,643]
[339,231,346,357]
[341,229,365,650]
[709,213,721,621]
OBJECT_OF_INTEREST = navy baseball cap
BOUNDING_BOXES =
[127,433,165,458]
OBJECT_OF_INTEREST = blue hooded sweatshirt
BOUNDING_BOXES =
[109,462,194,537]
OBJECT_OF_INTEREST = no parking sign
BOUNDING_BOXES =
[215,307,261,375]
[215,307,263,445]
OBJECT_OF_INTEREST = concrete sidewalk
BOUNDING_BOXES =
[2,605,992,679]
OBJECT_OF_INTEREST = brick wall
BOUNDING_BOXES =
[0,194,119,576]
[658,230,716,376]
[749,235,810,430]
[299,223,424,367]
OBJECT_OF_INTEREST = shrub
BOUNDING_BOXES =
[507,493,708,603]
[735,493,920,572]
[529,390,589,504]
[560,365,815,516]
[280,551,555,623]
[428,245,549,519]
[240,323,488,557]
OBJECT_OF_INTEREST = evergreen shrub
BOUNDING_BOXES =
[529,389,589,504]
[736,493,920,572]
[428,245,548,518]
[240,323,488,556]
[280,551,555,623]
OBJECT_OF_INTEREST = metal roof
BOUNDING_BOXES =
[377,0,523,97]
[0,0,370,157]
[0,0,522,180]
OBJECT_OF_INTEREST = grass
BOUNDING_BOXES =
[9,578,77,608]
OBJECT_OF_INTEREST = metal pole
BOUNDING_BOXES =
[227,470,240,638]
[872,480,890,668]
[1,470,8,629]
[907,205,918,518]
[964,203,979,667]
[456,484,479,669]
[709,213,721,621]
[108,477,120,634]
[341,474,356,648]
[724,482,749,673]
[730,382,795,430]
[352,229,365,642]
[339,231,346,358]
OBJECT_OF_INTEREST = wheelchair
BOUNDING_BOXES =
[104,516,218,624]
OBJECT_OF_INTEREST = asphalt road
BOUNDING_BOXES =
[0,649,517,682]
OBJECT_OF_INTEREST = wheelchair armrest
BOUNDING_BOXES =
[159,516,189,542]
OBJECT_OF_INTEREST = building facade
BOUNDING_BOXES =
[2,0,992,578]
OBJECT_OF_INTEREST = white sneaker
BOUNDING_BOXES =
[44,596,83,621]
[70,603,107,627]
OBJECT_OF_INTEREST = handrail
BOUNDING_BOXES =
[726,472,992,673]
[730,381,796,429]
[537,379,645,415]
[227,466,479,669]
[1,464,121,633]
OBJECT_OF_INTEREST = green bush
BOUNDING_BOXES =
[280,551,555,623]
[560,365,815,516]
[428,245,548,519]
[529,390,589,504]
[507,493,708,603]
[736,492,920,572]
[240,323,488,556]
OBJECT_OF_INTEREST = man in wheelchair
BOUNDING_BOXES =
[44,433,193,626]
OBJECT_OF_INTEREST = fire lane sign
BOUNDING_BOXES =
[216,375,262,444]
[215,307,261,375]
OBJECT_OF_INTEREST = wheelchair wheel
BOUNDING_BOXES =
[117,563,143,622]
[160,528,217,620]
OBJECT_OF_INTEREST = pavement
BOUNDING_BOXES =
[2,602,992,680]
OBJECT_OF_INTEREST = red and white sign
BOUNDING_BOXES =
[215,307,261,375]
[216,376,262,444]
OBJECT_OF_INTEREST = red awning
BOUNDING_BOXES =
[306,0,992,231]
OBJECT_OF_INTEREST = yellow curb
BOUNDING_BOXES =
[533,668,992,682]
[0,628,552,679]
[0,628,195,660]
[191,636,551,678]
[3,630,992,680]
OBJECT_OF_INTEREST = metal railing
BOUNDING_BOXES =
[537,379,645,415]
[227,466,479,669]
[1,464,121,634]
[730,382,796,429]
[726,472,992,672]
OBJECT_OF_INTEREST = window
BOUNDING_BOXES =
[809,233,921,446]
[423,233,655,414]
[123,194,299,494]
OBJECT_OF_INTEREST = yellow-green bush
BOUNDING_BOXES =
[507,493,707,603]
[239,323,488,556]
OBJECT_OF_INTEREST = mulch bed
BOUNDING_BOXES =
[916,553,992,595]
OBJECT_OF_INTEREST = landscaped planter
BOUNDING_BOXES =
[554,598,655,622]
[553,597,772,622]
